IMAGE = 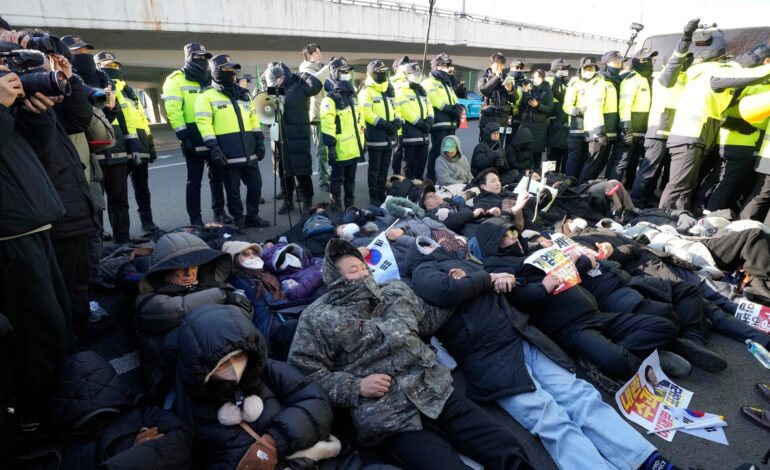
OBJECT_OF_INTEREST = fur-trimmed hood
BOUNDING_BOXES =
[384,196,424,218]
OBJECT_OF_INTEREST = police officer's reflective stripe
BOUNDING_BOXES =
[133,152,151,159]
[195,146,208,152]
[180,86,199,92]
[120,103,130,108]
[367,141,389,147]
[226,154,257,164]
[202,134,216,142]
[210,100,230,107]
[173,125,187,132]
[432,121,454,128]
[402,137,426,143]
[126,134,138,139]
[196,111,213,117]
[161,95,183,102]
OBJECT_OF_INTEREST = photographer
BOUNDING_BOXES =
[0,17,70,440]
[477,52,517,143]
[519,69,554,170]
[263,61,322,215]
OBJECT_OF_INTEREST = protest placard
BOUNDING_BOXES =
[524,247,581,294]
[550,233,602,277]
[734,300,770,333]
[615,350,693,442]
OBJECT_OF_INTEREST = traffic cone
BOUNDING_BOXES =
[459,106,468,129]
[738,90,770,124]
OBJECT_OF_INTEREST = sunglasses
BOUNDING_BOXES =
[505,229,519,239]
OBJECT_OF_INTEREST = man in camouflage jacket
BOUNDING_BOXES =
[288,238,531,470]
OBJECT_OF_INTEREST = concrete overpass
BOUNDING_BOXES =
[6,0,626,69]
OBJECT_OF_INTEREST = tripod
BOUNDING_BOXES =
[270,91,303,229]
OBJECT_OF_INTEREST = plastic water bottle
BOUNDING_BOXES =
[746,339,770,369]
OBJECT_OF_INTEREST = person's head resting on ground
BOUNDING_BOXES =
[473,218,526,259]
[555,216,590,237]
[334,222,361,241]
[222,241,264,272]
[139,232,232,293]
[324,239,375,285]
[419,184,444,211]
[477,168,502,195]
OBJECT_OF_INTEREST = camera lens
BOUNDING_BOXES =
[82,83,107,108]
[19,70,71,98]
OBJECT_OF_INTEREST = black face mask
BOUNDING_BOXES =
[517,143,532,154]
[183,57,211,86]
[72,54,98,80]
[511,70,523,79]
[634,60,653,77]
[605,65,621,77]
[213,69,237,87]
[205,379,240,404]
[372,71,388,83]
[101,67,123,81]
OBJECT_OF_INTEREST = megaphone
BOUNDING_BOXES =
[254,91,277,125]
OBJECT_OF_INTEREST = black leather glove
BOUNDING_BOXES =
[148,135,158,163]
[180,139,195,156]
[623,130,634,146]
[225,290,252,312]
[683,18,700,41]
[415,119,429,133]
[254,131,266,161]
[596,134,608,146]
[388,120,401,134]
[375,119,390,131]
[208,144,228,167]
[453,103,464,119]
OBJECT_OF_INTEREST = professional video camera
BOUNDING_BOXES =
[77,75,107,108]
[23,33,61,55]
[0,49,71,103]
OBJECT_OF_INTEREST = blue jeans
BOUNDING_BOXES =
[496,342,654,470]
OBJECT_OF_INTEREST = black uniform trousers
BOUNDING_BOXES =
[275,145,315,205]
[703,228,770,280]
[607,136,644,188]
[330,160,358,209]
[706,155,757,212]
[658,143,705,210]
[630,138,669,208]
[391,137,404,175]
[127,160,154,225]
[101,162,130,243]
[427,128,454,181]
[578,138,611,184]
[740,173,770,225]
[376,388,532,470]
[555,311,677,378]
[367,146,392,206]
[222,164,262,221]
[547,147,568,175]
[565,135,588,178]
[0,231,69,425]
[185,149,226,225]
[403,144,429,180]
[52,234,91,335]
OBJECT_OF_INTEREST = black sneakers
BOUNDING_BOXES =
[672,338,727,373]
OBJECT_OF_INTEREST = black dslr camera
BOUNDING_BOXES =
[23,33,61,55]
[0,49,71,103]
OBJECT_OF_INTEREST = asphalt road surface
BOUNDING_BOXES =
[104,119,770,468]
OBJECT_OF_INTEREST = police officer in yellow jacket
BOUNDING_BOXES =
[390,55,411,175]
[607,48,657,187]
[659,37,770,210]
[631,19,699,207]
[162,43,228,226]
[321,58,365,210]
[740,116,770,225]
[96,52,159,235]
[708,81,770,212]
[423,53,461,181]
[396,62,434,180]
[196,54,269,228]
[563,57,597,177]
[545,59,571,173]
[579,51,621,183]
[359,60,402,206]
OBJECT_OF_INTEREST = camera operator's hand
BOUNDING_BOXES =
[208,144,228,167]
[51,55,73,79]
[0,30,29,48]
[623,130,634,146]
[22,92,56,114]
[0,71,23,108]
[683,18,700,41]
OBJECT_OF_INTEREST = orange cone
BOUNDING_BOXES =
[459,106,468,129]
[738,90,770,124]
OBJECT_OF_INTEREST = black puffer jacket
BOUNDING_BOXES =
[477,68,517,129]
[175,304,333,469]
[0,104,64,238]
[44,351,193,470]
[411,248,573,401]
[278,63,322,177]
[474,219,601,336]
[40,78,98,240]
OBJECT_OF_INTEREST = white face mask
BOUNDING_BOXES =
[532,77,544,86]
[556,69,569,78]
[339,73,352,81]
[339,223,359,241]
[280,253,303,270]
[240,257,264,270]
[581,70,596,80]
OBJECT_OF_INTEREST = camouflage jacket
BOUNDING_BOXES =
[288,239,454,445]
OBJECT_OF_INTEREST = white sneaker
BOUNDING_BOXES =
[89,301,109,323]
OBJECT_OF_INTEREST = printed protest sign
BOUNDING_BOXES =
[615,350,693,442]
[365,232,400,284]
[524,247,581,294]
[550,233,602,277]
[735,300,770,333]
